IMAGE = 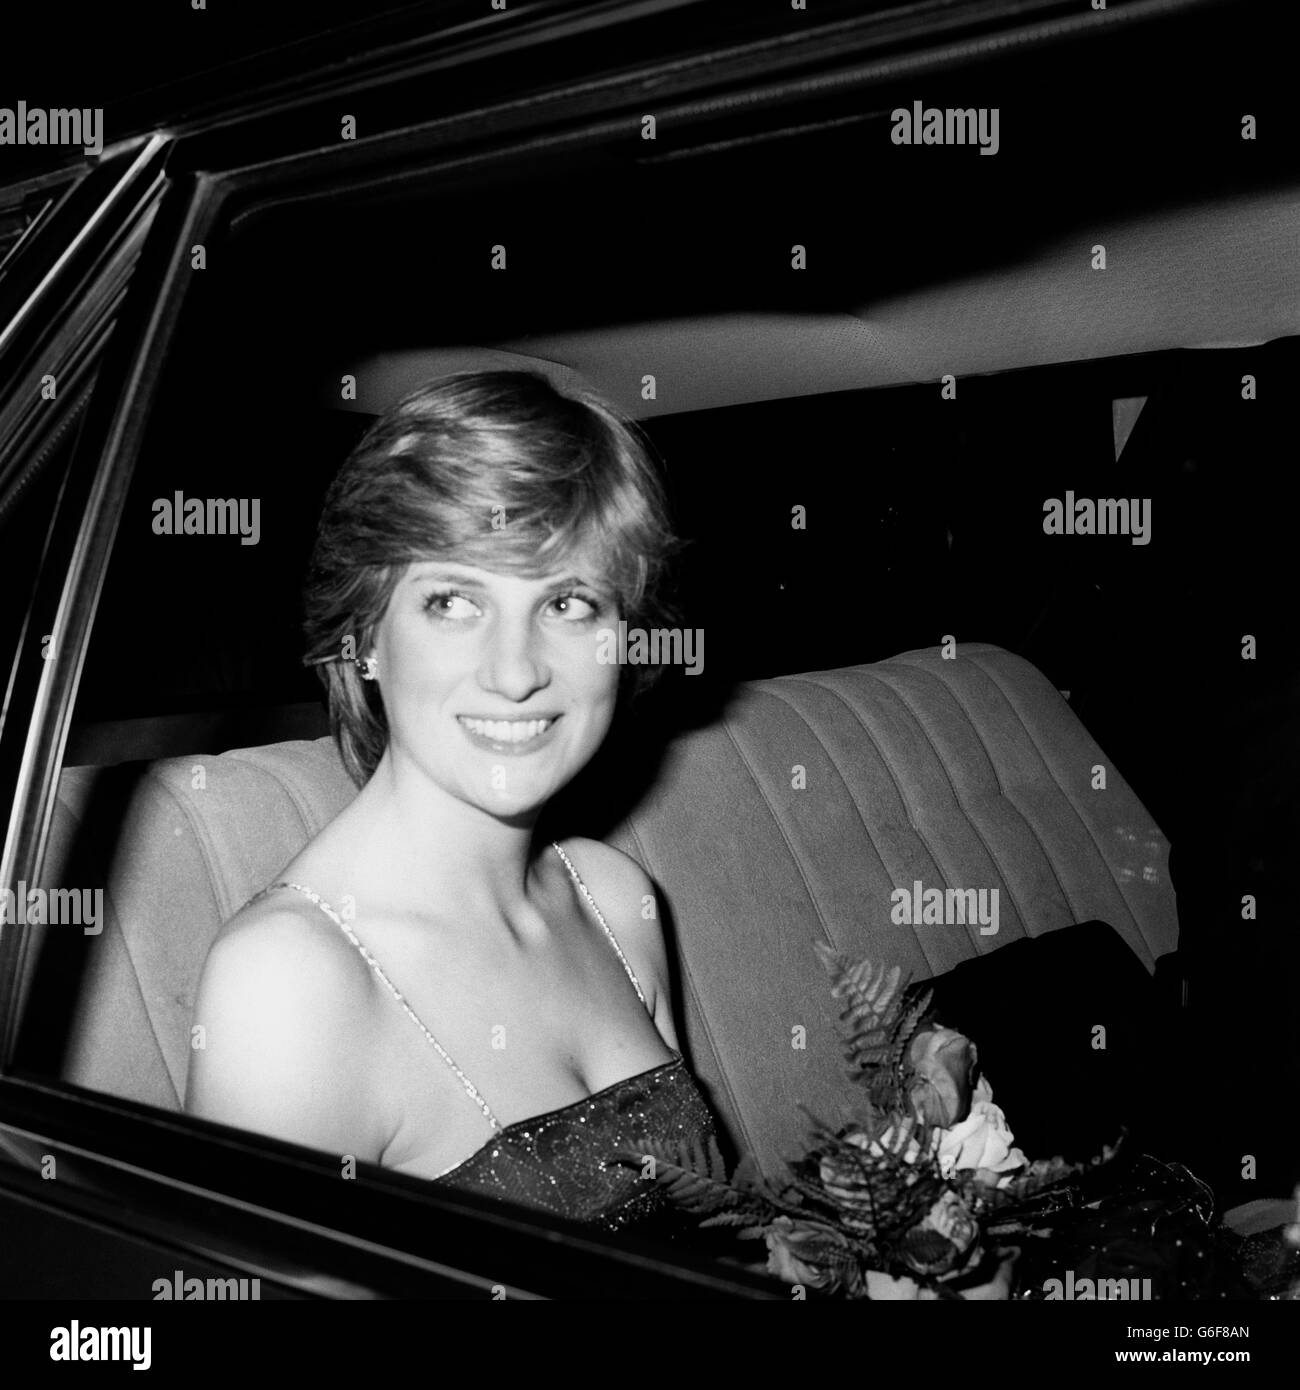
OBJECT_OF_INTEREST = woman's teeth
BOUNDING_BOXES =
[458,717,555,743]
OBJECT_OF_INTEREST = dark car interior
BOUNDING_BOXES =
[3,0,1298,1306]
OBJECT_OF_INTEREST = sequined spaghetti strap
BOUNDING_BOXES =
[550,840,653,1014]
[247,879,502,1132]
[246,853,717,1229]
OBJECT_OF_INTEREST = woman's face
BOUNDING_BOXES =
[370,554,621,820]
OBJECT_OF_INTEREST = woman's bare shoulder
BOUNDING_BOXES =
[554,839,669,972]
[186,890,388,1157]
[204,887,368,983]
[553,837,657,918]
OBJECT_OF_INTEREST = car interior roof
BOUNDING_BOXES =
[330,179,1300,419]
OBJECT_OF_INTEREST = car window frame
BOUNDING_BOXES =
[0,141,783,1300]
[0,0,964,1299]
[0,0,1261,1299]
[0,169,787,1301]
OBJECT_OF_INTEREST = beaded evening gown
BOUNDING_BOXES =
[257,842,719,1234]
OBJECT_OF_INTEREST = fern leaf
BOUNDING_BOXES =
[813,941,939,1114]
[609,1138,783,1224]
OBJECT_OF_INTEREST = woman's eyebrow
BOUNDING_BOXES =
[406,567,602,590]
[406,566,484,585]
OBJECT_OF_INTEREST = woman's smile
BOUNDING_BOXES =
[370,558,620,814]
[456,713,562,754]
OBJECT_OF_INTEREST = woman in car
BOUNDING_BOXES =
[185,370,718,1233]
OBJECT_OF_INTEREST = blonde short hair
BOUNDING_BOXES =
[303,370,681,786]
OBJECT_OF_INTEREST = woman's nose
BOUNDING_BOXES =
[477,618,550,701]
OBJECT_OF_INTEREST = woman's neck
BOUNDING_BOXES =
[323,750,549,935]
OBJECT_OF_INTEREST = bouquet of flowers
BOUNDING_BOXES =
[616,944,1143,1299]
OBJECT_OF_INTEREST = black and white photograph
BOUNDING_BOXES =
[0,0,1297,1360]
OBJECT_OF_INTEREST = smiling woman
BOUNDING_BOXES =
[184,370,719,1232]
[302,370,680,781]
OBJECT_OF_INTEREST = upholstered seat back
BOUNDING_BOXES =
[602,643,1177,1175]
[35,739,356,1109]
[36,643,1177,1179]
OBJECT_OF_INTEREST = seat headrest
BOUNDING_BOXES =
[39,737,358,1106]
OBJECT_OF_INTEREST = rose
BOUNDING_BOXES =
[935,1076,1026,1187]
[920,1189,979,1257]
[908,1027,977,1127]
[764,1216,836,1290]
[897,1189,980,1279]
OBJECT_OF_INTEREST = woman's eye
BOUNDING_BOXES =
[424,590,480,620]
[550,592,601,621]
